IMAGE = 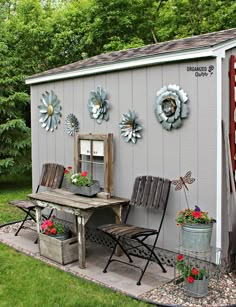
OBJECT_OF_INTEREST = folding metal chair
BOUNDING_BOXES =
[9,163,65,237]
[98,175,171,285]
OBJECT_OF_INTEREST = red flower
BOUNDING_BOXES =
[51,228,57,235]
[191,267,199,275]
[191,211,201,218]
[64,169,69,174]
[186,276,194,283]
[67,166,72,169]
[81,171,88,177]
[177,254,184,261]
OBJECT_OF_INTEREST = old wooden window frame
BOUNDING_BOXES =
[74,133,113,194]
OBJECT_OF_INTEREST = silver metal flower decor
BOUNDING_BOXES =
[65,113,79,136]
[88,85,109,124]
[154,84,189,130]
[38,90,62,132]
[119,110,142,143]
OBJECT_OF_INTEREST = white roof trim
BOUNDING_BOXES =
[26,43,233,85]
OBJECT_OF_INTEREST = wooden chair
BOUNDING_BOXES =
[98,175,171,285]
[9,163,65,237]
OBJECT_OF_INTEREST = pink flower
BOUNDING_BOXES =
[47,220,53,227]
[81,171,88,177]
[186,276,194,283]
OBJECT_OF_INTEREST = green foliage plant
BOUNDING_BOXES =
[64,166,94,187]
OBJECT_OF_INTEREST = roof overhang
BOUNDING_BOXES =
[25,40,236,85]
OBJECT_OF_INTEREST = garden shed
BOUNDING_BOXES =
[26,28,236,266]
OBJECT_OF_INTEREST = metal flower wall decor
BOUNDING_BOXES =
[65,113,79,136]
[119,110,142,143]
[88,85,109,124]
[154,84,189,130]
[38,90,62,132]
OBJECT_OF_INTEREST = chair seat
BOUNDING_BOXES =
[9,200,35,210]
[98,223,157,238]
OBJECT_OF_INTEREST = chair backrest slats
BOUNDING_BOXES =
[130,176,171,210]
[142,176,152,207]
[159,179,171,210]
[146,177,158,207]
[38,163,64,189]
[153,178,164,209]
[135,176,146,206]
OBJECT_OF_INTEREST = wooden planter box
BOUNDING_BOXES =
[39,233,78,265]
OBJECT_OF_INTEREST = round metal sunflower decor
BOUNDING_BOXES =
[38,90,62,132]
[154,84,189,130]
[88,85,109,124]
[119,110,142,143]
[65,113,79,136]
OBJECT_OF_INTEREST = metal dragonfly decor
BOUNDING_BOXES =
[172,171,195,208]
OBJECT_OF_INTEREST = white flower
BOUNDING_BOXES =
[72,178,78,183]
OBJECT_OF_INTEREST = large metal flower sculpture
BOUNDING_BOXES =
[154,84,189,131]
[88,85,109,124]
[119,110,142,143]
[38,90,62,132]
[65,113,79,136]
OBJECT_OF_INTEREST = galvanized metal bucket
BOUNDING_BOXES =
[184,278,208,297]
[181,223,213,252]
[69,180,100,196]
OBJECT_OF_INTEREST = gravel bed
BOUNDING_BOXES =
[140,273,236,306]
[1,222,236,306]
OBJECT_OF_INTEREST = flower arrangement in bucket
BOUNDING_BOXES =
[172,171,216,251]
[176,205,216,226]
[64,166,100,196]
[40,216,70,240]
[176,254,209,297]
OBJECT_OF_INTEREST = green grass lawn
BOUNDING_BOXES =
[0,174,32,224]
[0,175,150,307]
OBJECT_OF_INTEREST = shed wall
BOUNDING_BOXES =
[31,57,217,250]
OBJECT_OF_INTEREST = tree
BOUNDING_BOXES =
[0,0,52,175]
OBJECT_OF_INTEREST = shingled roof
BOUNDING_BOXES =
[26,28,236,84]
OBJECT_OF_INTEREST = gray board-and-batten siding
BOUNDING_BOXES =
[28,28,236,256]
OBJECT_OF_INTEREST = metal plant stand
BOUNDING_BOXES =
[174,246,222,298]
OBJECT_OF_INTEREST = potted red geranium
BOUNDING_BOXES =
[176,205,216,252]
[176,254,208,297]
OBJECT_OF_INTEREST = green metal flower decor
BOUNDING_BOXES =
[154,84,189,131]
[38,90,62,132]
[65,113,79,136]
[119,110,142,143]
[88,85,109,124]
